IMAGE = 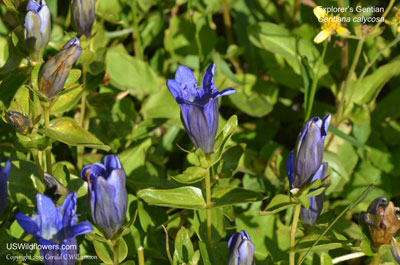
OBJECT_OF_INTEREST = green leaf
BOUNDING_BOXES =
[329,126,368,150]
[137,186,206,210]
[211,115,238,165]
[348,59,400,106]
[260,194,299,215]
[192,208,226,244]
[212,186,265,208]
[39,117,110,151]
[174,227,194,263]
[198,241,229,265]
[93,237,128,264]
[227,74,278,118]
[249,22,320,74]
[51,85,84,114]
[171,166,208,184]
[106,47,159,99]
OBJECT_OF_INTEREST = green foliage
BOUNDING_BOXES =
[1,0,400,264]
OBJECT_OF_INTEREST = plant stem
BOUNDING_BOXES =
[205,166,212,244]
[138,246,145,265]
[43,106,52,175]
[32,149,43,178]
[221,0,234,45]
[372,254,380,265]
[305,42,327,121]
[112,240,119,265]
[289,204,301,265]
[337,36,365,123]
[77,63,88,169]
[132,0,143,60]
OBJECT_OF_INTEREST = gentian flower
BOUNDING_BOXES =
[361,197,400,249]
[15,193,93,265]
[286,114,331,189]
[0,158,11,216]
[25,0,51,62]
[313,6,350,44]
[81,155,128,239]
[167,64,235,154]
[71,0,95,38]
[39,38,82,99]
[228,230,255,265]
[299,162,328,226]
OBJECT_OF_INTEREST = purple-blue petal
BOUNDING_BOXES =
[286,152,295,189]
[27,0,41,12]
[104,154,122,173]
[175,65,197,87]
[15,213,40,238]
[321,114,331,143]
[202,64,216,95]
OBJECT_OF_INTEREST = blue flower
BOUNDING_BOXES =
[39,38,82,99]
[25,0,51,63]
[15,192,93,265]
[81,155,128,239]
[71,0,95,38]
[299,162,328,226]
[228,230,255,265]
[167,64,235,154]
[286,114,331,189]
[0,158,11,216]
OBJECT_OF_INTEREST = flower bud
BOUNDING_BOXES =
[71,0,95,38]
[39,38,81,99]
[228,230,255,265]
[81,155,128,239]
[25,0,51,63]
[43,173,69,202]
[286,114,331,189]
[7,111,31,134]
[167,64,235,154]
[362,197,400,249]
[0,158,11,216]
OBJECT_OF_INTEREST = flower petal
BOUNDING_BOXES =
[175,65,197,87]
[202,64,216,95]
[336,26,350,36]
[15,213,40,238]
[36,193,59,241]
[104,155,122,175]
[313,30,331,44]
[167,79,183,103]
[286,152,295,189]
[68,221,93,239]
[313,6,327,20]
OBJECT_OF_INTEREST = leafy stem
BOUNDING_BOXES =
[289,204,301,265]
[42,106,52,175]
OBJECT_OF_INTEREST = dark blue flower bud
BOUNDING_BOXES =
[286,114,331,189]
[43,172,69,202]
[15,193,93,265]
[81,155,128,239]
[228,230,255,265]
[361,197,400,249]
[0,158,11,216]
[71,0,95,38]
[299,162,328,226]
[25,0,51,63]
[39,38,81,99]
[167,64,235,154]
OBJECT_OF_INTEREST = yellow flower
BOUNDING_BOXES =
[313,6,350,44]
[385,10,400,32]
